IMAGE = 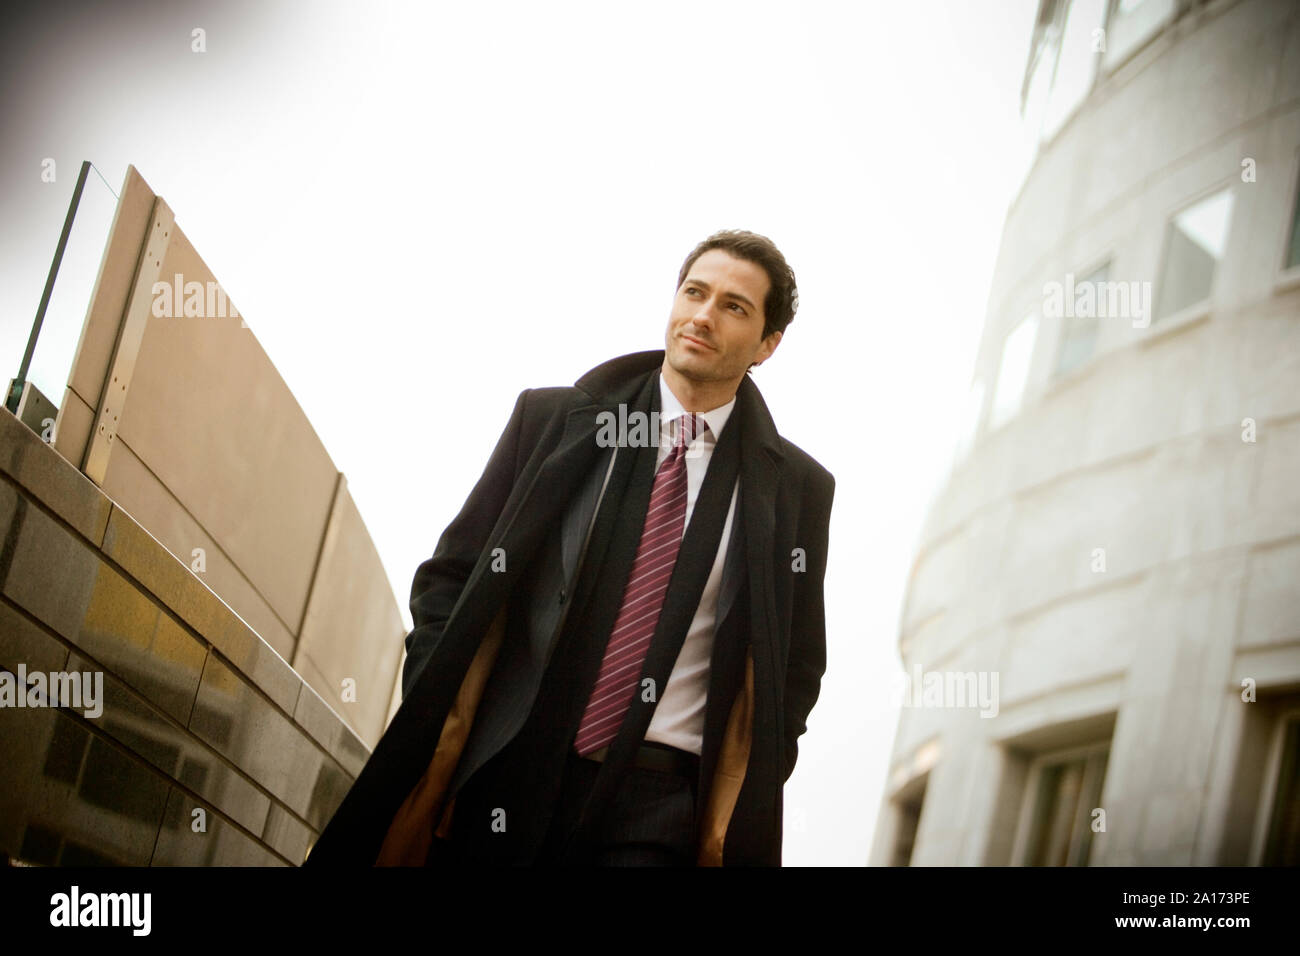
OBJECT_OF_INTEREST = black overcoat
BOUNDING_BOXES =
[304,350,834,866]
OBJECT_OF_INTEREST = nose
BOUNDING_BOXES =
[691,295,716,325]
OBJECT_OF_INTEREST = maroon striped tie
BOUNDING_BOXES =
[574,412,704,756]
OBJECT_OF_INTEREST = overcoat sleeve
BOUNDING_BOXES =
[401,388,531,699]
[781,464,835,783]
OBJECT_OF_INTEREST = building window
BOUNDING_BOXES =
[1021,6,1059,144]
[1101,0,1175,72]
[1263,713,1300,866]
[1053,262,1108,377]
[1042,0,1108,140]
[990,313,1039,428]
[890,774,928,866]
[1155,187,1235,321]
[953,379,986,463]
[1286,163,1300,272]
[1018,743,1109,865]
[1021,0,1108,145]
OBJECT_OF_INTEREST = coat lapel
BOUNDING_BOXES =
[560,442,615,587]
[737,371,784,764]
[486,391,632,590]
[713,502,745,633]
[717,373,782,636]
[695,372,785,863]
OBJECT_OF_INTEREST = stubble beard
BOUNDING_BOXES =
[668,344,731,384]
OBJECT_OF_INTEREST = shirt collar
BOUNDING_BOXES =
[658,372,736,444]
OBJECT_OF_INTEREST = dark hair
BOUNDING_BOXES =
[676,229,798,340]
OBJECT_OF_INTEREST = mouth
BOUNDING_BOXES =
[680,333,715,351]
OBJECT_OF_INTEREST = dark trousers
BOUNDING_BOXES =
[536,747,699,866]
[437,743,698,866]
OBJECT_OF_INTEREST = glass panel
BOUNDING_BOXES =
[1045,761,1084,865]
[1287,164,1300,271]
[1053,263,1108,377]
[990,313,1039,428]
[1155,188,1235,320]
[1018,1,1067,183]
[1102,0,1175,70]
[1264,717,1299,866]
[890,783,926,866]
[1021,0,1063,146]
[3,164,119,413]
[1070,748,1109,865]
[1022,748,1111,866]
[1042,0,1108,140]
[1025,758,1081,864]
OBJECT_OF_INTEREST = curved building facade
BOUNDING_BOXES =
[871,0,1300,865]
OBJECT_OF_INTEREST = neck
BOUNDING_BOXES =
[661,362,740,413]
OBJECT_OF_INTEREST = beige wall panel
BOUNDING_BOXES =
[295,479,405,748]
[110,223,339,638]
[97,439,296,661]
[51,386,94,470]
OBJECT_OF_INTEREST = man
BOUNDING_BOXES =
[305,229,834,867]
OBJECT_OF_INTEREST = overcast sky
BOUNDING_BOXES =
[0,0,1039,864]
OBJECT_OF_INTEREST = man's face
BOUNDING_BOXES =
[664,248,781,386]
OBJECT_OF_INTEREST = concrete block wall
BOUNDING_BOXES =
[0,408,368,865]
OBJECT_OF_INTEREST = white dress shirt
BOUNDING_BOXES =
[642,373,740,755]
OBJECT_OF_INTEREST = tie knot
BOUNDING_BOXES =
[676,412,704,448]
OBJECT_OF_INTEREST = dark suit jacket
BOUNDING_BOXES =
[304,350,834,866]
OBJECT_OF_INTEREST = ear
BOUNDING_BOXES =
[752,330,783,367]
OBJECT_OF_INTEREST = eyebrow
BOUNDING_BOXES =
[681,278,759,313]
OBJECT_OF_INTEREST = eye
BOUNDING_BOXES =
[729,302,744,313]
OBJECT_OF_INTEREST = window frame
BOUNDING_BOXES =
[1148,179,1237,335]
[1274,145,1300,293]
[989,311,1042,431]
[1039,0,1111,144]
[889,770,930,867]
[1098,0,1176,77]
[1250,705,1300,866]
[1011,740,1111,866]
[1050,257,1113,382]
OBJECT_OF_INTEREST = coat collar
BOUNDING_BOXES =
[566,350,785,637]
[572,349,785,470]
